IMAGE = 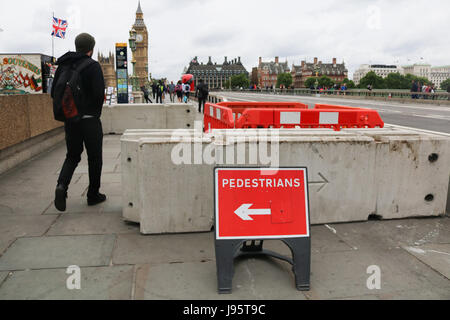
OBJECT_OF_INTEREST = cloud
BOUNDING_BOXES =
[0,0,449,82]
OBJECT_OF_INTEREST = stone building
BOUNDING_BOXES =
[257,57,290,89]
[130,1,149,87]
[291,57,348,88]
[98,52,116,89]
[185,56,248,89]
[353,64,402,85]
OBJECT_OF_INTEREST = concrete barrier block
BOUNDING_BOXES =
[102,103,199,134]
[137,137,215,234]
[121,130,197,223]
[372,135,450,219]
[165,104,201,129]
[214,134,377,225]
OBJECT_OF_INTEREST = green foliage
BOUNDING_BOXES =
[358,71,385,89]
[343,78,356,89]
[276,73,293,88]
[384,73,410,89]
[317,76,334,88]
[440,78,450,91]
[230,73,249,89]
[305,77,317,88]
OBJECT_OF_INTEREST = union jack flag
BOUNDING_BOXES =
[51,17,67,39]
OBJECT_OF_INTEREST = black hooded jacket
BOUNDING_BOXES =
[51,52,105,118]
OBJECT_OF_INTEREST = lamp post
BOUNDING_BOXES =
[128,29,138,91]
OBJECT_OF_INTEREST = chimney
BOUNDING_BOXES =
[275,56,279,64]
[301,60,305,68]
[314,57,318,65]
[238,56,241,64]
[224,56,228,64]
[208,56,212,63]
[333,57,337,65]
[259,57,262,65]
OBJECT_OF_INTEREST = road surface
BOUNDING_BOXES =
[218,92,450,134]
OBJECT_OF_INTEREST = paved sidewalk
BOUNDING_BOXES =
[0,135,449,300]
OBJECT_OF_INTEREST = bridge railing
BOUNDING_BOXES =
[212,88,450,101]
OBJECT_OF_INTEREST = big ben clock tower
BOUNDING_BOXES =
[130,1,149,87]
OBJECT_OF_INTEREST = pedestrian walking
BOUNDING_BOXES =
[156,80,164,104]
[183,82,191,103]
[168,81,176,103]
[175,81,183,102]
[51,32,106,212]
[141,85,152,103]
[151,81,157,100]
[195,79,209,113]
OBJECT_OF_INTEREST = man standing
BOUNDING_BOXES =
[51,33,106,212]
[168,81,176,103]
[156,80,164,104]
[195,79,209,113]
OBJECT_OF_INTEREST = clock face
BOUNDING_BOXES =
[136,34,143,43]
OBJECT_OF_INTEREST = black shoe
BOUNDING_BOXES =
[87,193,107,206]
[54,184,67,212]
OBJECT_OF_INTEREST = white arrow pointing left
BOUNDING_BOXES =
[234,204,272,221]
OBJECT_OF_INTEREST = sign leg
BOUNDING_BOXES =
[283,238,311,291]
[215,240,243,294]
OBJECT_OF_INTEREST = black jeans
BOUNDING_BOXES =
[156,94,163,103]
[58,117,103,197]
[198,98,206,113]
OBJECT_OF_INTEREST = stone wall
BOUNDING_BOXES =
[0,94,62,151]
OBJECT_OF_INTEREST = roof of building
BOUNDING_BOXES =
[302,62,347,75]
[186,57,248,74]
[259,61,290,74]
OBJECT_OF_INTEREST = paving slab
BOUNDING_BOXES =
[134,259,307,300]
[330,217,450,251]
[0,195,53,216]
[0,215,58,255]
[44,195,122,215]
[47,213,139,236]
[55,164,116,175]
[303,247,450,300]
[0,266,133,300]
[0,235,116,271]
[0,272,8,285]
[81,183,122,197]
[113,233,215,266]
[403,243,450,280]
[76,173,122,184]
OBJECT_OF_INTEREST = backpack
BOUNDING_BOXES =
[199,84,209,97]
[52,59,95,122]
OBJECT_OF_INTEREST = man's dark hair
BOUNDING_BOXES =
[199,79,204,83]
[75,33,96,54]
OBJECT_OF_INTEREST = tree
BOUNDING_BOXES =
[276,73,293,88]
[440,78,450,91]
[384,72,410,89]
[304,77,317,88]
[343,78,356,89]
[318,76,334,88]
[230,73,249,89]
[358,71,385,89]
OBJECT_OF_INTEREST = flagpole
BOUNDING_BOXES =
[52,12,54,59]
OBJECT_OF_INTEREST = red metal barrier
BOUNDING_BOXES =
[204,102,384,132]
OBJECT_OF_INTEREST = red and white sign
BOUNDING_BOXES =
[215,168,310,240]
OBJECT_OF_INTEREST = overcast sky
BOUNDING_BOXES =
[1,0,449,82]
